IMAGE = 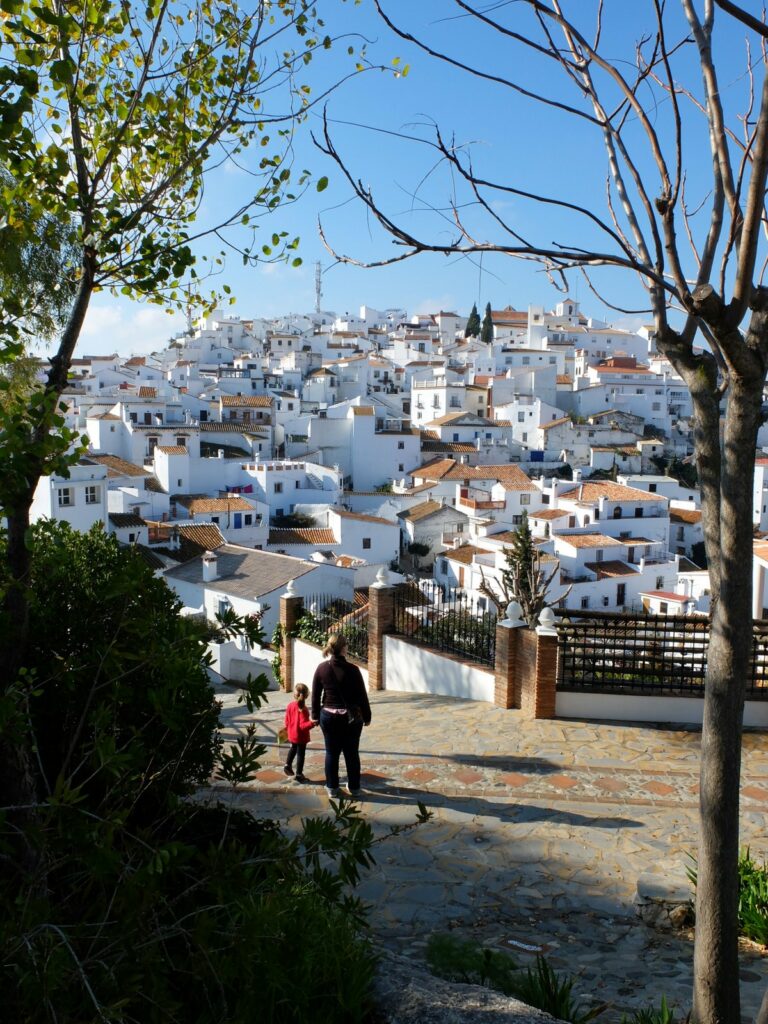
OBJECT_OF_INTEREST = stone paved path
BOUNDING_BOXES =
[216,689,768,1023]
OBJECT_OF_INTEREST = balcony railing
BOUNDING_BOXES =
[458,497,506,511]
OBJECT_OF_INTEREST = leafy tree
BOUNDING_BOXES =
[0,521,432,1021]
[319,5,768,1016]
[480,301,494,345]
[0,0,372,814]
[465,301,481,337]
[408,539,430,570]
[478,512,569,626]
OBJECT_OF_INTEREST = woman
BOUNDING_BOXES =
[310,633,371,799]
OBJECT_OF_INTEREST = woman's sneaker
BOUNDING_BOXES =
[294,773,307,783]
[325,786,341,799]
[283,765,294,776]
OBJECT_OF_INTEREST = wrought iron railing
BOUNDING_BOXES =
[296,593,369,663]
[392,583,496,667]
[556,610,768,699]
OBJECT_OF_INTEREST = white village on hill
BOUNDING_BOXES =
[38,294,768,677]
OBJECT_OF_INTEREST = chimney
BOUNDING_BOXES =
[573,467,582,483]
[218,448,225,459]
[202,551,218,582]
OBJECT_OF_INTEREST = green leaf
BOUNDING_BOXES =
[316,176,329,192]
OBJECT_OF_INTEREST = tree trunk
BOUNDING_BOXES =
[0,256,95,810]
[692,375,763,1024]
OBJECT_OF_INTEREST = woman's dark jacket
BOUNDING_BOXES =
[311,655,371,725]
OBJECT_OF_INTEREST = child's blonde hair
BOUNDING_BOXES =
[293,683,309,709]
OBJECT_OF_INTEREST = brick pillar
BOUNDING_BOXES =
[494,618,524,708]
[279,591,304,693]
[518,627,559,719]
[367,579,396,692]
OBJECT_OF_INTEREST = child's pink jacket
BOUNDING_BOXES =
[284,702,315,745]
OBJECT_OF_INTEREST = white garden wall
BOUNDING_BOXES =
[556,690,768,727]
[293,638,369,690]
[384,635,494,702]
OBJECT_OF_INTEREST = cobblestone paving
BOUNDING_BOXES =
[217,689,768,1023]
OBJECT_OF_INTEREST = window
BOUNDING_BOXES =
[512,514,523,525]
[656,575,664,589]
[580,596,590,609]
[398,464,404,472]
[522,433,528,442]
[617,583,626,606]
[677,525,685,540]
[211,516,219,524]
[177,478,182,487]
[634,507,644,518]
[652,402,661,411]
[244,514,252,526]
[398,441,405,450]
[130,412,138,423]
[456,522,464,533]
[128,532,136,543]
[362,538,371,550]
[439,558,448,574]
[518,412,526,423]
[85,485,100,505]
[274,482,283,493]
[58,487,73,507]
[649,483,657,493]
[520,493,530,505]
[602,595,610,607]
[659,602,668,614]
[595,549,604,562]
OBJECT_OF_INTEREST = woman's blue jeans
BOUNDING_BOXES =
[320,710,364,790]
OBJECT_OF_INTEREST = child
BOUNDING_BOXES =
[283,683,316,782]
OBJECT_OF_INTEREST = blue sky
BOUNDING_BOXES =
[79,1,754,356]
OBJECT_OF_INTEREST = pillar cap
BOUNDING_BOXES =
[371,566,390,589]
[536,605,557,635]
[500,600,525,628]
[284,578,296,597]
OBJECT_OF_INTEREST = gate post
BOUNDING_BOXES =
[518,608,559,719]
[279,580,304,693]
[494,601,525,708]
[368,568,396,692]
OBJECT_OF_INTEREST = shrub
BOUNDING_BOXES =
[687,847,768,945]
[0,523,397,1022]
[426,933,605,1024]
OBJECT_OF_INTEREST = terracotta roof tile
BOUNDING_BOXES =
[268,528,337,545]
[156,446,188,455]
[88,454,150,478]
[175,495,257,514]
[332,508,397,526]
[444,544,480,564]
[220,394,273,407]
[398,500,444,522]
[109,513,145,528]
[670,508,702,524]
[558,481,663,503]
[138,386,157,398]
[584,560,637,578]
[177,523,227,554]
[558,532,624,549]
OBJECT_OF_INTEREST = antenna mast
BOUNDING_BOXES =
[314,260,322,314]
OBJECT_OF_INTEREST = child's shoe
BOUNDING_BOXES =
[283,764,294,776]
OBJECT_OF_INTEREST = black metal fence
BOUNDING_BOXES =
[392,582,497,667]
[556,610,768,699]
[296,593,369,663]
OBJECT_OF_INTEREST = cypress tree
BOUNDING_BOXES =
[480,301,494,345]
[465,302,481,337]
